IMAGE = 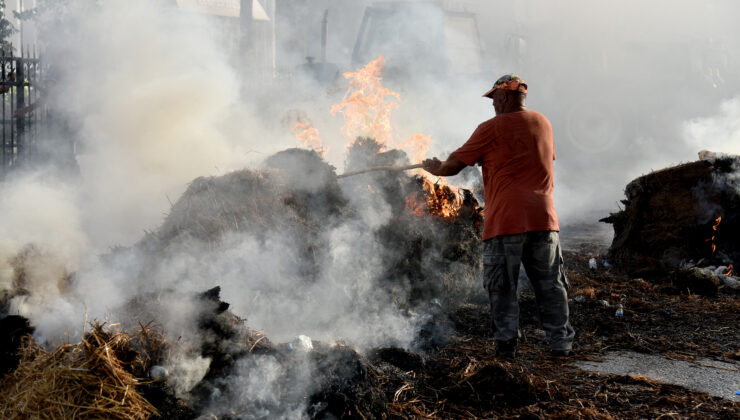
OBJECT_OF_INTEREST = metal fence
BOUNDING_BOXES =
[0,46,44,175]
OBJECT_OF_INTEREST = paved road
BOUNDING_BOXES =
[576,351,740,401]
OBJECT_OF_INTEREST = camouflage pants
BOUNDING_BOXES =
[483,231,575,351]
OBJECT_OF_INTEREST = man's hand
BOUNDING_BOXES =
[422,155,467,177]
[423,157,443,175]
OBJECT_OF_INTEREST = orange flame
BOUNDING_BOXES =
[401,134,432,166]
[292,119,327,158]
[726,264,734,277]
[331,55,399,147]
[404,178,466,221]
[331,55,431,163]
[706,216,722,255]
[405,192,427,217]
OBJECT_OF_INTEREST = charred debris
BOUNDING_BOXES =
[1,144,739,419]
[601,153,740,296]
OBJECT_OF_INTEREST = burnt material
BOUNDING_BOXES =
[601,156,740,276]
[308,346,388,419]
[670,268,721,297]
[0,315,34,378]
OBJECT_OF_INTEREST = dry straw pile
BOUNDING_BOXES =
[0,322,161,420]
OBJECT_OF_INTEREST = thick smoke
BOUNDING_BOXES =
[274,0,740,224]
[1,0,425,343]
[684,95,740,156]
[1,0,738,416]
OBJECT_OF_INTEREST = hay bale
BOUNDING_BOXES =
[602,156,740,275]
[153,169,297,250]
[0,322,158,420]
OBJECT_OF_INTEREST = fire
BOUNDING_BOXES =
[326,56,473,221]
[331,55,399,147]
[330,55,432,164]
[405,177,465,221]
[405,192,426,217]
[706,216,722,254]
[291,118,327,158]
[713,216,722,231]
[726,264,734,277]
[400,134,431,166]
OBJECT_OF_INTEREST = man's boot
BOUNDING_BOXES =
[495,338,517,358]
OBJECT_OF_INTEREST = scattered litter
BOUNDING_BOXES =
[634,279,650,291]
[736,390,740,395]
[601,259,612,268]
[292,335,313,352]
[615,304,624,318]
[148,365,169,382]
[589,258,598,269]
[598,300,611,307]
[574,295,585,303]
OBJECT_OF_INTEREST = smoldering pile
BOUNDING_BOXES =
[601,152,740,295]
[0,139,484,418]
[124,137,483,309]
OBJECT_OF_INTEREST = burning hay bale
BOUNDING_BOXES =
[340,138,484,306]
[601,155,740,278]
[152,148,349,252]
[0,322,158,420]
[137,140,483,310]
[149,169,300,251]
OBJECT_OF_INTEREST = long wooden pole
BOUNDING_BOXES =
[337,163,423,179]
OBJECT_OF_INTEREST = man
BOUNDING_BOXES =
[422,74,574,358]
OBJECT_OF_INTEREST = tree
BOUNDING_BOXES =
[0,1,17,52]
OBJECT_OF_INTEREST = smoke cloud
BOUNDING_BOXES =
[0,0,738,415]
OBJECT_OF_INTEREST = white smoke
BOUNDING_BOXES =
[684,95,740,156]
[1,0,739,415]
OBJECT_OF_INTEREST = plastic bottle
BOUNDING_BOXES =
[292,335,313,352]
[615,304,624,318]
[589,258,597,269]
[148,365,169,382]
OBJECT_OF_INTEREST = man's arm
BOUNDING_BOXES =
[422,153,468,177]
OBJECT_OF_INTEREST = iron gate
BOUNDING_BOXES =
[0,47,44,175]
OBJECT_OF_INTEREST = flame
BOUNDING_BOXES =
[706,216,722,255]
[405,192,426,217]
[291,119,327,158]
[331,55,399,147]
[401,134,432,166]
[329,56,475,221]
[331,55,431,163]
[726,264,734,277]
[404,177,466,221]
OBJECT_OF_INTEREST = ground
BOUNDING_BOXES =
[375,249,740,419]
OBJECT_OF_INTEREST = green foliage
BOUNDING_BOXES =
[0,0,17,52]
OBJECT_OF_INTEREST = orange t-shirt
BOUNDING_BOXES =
[452,110,559,240]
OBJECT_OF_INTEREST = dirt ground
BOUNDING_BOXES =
[376,249,740,419]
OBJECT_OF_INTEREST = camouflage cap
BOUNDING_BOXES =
[482,73,528,98]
